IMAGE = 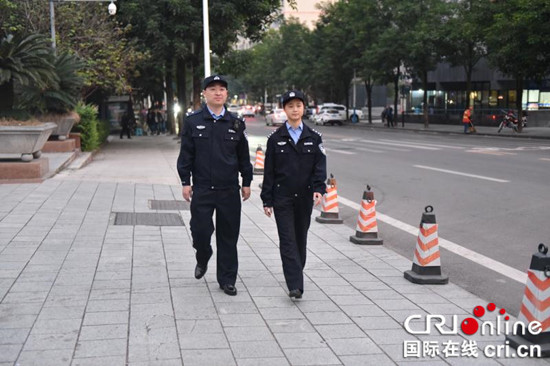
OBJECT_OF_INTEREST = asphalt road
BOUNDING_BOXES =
[244,116,550,317]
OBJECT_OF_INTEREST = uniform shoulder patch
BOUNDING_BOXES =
[188,109,201,117]
[312,129,322,137]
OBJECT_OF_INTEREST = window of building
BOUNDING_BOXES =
[539,92,550,109]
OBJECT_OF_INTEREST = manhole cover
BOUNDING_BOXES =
[114,213,185,226]
[149,200,189,210]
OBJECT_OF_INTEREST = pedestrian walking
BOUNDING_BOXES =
[381,107,387,126]
[463,106,473,134]
[146,107,157,135]
[119,110,132,139]
[260,90,327,299]
[177,75,253,296]
[386,106,394,128]
[156,108,166,135]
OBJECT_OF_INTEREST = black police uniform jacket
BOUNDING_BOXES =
[260,122,327,207]
[177,105,253,189]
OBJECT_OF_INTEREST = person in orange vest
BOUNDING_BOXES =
[463,106,473,134]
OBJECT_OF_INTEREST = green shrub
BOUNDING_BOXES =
[75,102,100,151]
[97,118,111,143]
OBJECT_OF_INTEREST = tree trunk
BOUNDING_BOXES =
[165,57,175,134]
[176,58,187,136]
[393,67,399,127]
[422,70,429,128]
[0,80,15,112]
[364,80,373,124]
[465,63,472,109]
[192,40,202,109]
[516,75,523,133]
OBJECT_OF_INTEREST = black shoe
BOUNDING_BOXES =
[220,284,237,296]
[194,263,207,279]
[288,289,303,299]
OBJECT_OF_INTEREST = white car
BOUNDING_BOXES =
[318,103,347,122]
[228,104,240,114]
[265,108,287,126]
[314,108,343,126]
[349,107,363,121]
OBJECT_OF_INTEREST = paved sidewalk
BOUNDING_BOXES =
[1,136,549,366]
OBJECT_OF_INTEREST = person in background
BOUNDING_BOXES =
[119,110,132,139]
[463,106,473,134]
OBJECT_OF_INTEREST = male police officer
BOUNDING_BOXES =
[260,90,327,298]
[177,75,252,296]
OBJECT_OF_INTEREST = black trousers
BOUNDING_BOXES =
[274,195,313,292]
[190,187,241,286]
[120,125,131,138]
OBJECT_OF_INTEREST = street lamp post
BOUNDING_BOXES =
[202,0,211,77]
[49,0,117,52]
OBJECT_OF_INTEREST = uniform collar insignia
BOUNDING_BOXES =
[277,141,287,145]
[197,125,205,129]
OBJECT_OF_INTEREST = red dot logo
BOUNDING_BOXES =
[461,318,479,335]
[487,303,496,311]
[473,306,485,317]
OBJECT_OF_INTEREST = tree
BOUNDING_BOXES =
[0,34,56,111]
[486,0,550,132]
[402,0,449,127]
[442,0,493,110]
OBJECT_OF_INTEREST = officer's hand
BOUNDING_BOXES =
[182,185,192,202]
[313,192,323,206]
[242,187,251,201]
[264,207,273,217]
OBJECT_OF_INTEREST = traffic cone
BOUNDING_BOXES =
[349,185,383,245]
[404,205,448,284]
[507,243,550,357]
[315,174,343,224]
[253,145,264,175]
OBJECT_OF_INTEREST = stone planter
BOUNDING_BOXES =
[41,112,80,141]
[0,122,57,162]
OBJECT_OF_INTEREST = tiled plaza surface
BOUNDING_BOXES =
[1,135,549,366]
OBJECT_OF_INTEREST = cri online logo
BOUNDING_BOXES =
[404,303,542,336]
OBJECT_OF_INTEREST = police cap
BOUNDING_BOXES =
[282,90,306,108]
[202,75,228,90]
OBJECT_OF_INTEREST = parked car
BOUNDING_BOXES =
[238,105,255,118]
[314,108,343,126]
[265,108,287,126]
[318,103,347,123]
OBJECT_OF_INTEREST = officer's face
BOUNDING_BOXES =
[283,99,304,122]
[203,83,228,108]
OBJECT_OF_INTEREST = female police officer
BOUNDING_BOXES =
[260,90,327,299]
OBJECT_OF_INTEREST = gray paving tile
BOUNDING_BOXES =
[79,324,128,341]
[220,314,265,327]
[225,326,274,342]
[340,354,396,366]
[304,311,352,325]
[216,302,259,315]
[177,319,224,335]
[0,344,22,362]
[230,340,284,358]
[180,332,229,349]
[71,356,127,366]
[181,349,236,366]
[266,319,316,333]
[315,324,367,339]
[283,347,341,365]
[38,306,84,320]
[236,358,290,366]
[330,295,373,306]
[128,360,183,366]
[341,304,387,317]
[274,332,327,349]
[16,348,74,366]
[83,311,128,325]
[24,332,78,350]
[31,318,81,335]
[326,337,383,356]
[259,307,305,320]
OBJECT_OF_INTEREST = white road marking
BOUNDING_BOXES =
[413,165,510,183]
[360,139,440,151]
[540,158,550,161]
[326,148,355,155]
[379,139,466,150]
[338,196,527,284]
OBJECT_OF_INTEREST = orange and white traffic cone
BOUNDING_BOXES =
[507,243,550,356]
[315,174,343,224]
[349,185,383,245]
[404,205,448,284]
[253,145,264,175]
